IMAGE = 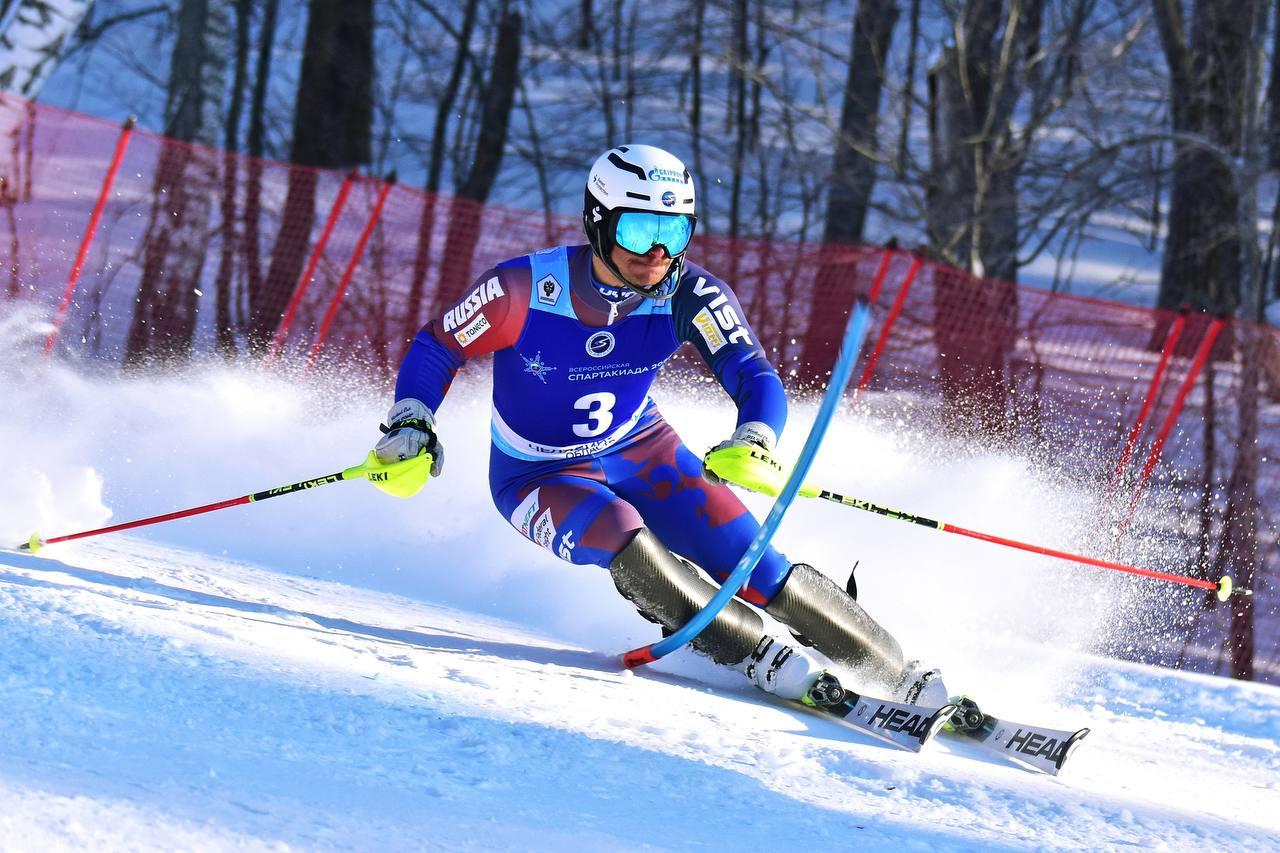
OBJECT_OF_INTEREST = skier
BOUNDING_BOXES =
[374,144,945,708]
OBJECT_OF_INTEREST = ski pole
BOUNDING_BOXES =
[17,451,431,554]
[702,451,1245,601]
[622,299,875,667]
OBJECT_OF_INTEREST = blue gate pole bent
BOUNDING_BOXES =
[622,300,874,667]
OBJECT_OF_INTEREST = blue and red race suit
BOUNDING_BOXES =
[395,244,793,603]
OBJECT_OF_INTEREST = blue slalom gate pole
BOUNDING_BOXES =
[623,300,874,667]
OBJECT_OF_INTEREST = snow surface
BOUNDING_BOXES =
[0,317,1278,851]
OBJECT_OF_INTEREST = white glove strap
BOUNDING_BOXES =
[376,398,438,464]
[732,421,776,452]
[386,398,436,431]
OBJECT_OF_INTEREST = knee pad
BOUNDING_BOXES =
[610,528,764,665]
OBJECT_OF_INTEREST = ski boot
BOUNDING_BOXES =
[738,635,832,703]
[894,660,950,708]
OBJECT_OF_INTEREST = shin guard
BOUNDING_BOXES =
[765,563,904,686]
[610,528,764,665]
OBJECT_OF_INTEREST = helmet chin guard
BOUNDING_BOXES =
[582,144,697,300]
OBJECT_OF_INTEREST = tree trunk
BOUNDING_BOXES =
[0,0,95,99]
[822,0,899,248]
[242,0,278,339]
[211,0,251,360]
[250,0,373,353]
[1226,325,1260,680]
[921,0,1042,437]
[728,0,748,261]
[404,0,478,347]
[797,0,899,379]
[124,0,227,366]
[433,10,522,316]
[1152,0,1256,319]
[690,0,707,225]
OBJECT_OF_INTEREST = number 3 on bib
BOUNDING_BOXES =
[573,392,616,437]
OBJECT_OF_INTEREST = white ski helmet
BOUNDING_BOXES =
[583,144,698,299]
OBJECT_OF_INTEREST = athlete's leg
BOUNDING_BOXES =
[599,418,793,604]
[490,451,640,567]
[489,448,798,675]
[600,418,907,690]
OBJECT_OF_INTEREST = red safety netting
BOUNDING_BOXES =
[1,95,1276,682]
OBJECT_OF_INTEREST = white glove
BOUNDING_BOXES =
[702,421,776,486]
[374,398,444,477]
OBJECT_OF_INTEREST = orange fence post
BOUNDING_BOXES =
[43,115,136,356]
[268,168,359,358]
[307,172,397,365]
[1107,309,1187,498]
[855,255,923,394]
[1117,316,1225,535]
[865,247,894,303]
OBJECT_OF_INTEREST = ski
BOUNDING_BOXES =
[806,674,957,753]
[943,697,1090,776]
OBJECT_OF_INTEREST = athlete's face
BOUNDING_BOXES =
[608,244,672,289]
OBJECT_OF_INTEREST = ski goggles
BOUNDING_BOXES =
[613,211,695,257]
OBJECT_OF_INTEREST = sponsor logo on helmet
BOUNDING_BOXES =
[585,331,615,358]
[592,174,608,195]
[592,205,603,223]
[661,191,676,207]
[648,167,686,183]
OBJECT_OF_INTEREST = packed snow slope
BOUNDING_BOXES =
[0,333,1277,850]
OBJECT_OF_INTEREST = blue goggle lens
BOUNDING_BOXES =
[613,211,694,257]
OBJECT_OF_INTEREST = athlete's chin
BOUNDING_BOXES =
[625,265,670,287]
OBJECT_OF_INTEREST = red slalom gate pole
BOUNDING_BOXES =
[865,248,895,303]
[44,115,137,356]
[856,255,922,394]
[307,173,397,366]
[1118,316,1225,535]
[268,169,359,358]
[1108,309,1187,497]
[800,485,1242,600]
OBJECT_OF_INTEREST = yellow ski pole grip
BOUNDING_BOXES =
[703,444,822,499]
[355,450,434,498]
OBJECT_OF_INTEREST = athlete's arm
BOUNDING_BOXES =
[673,264,787,443]
[395,261,531,409]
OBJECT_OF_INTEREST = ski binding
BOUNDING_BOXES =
[945,696,1090,775]
[807,673,957,752]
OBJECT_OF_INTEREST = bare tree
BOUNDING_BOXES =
[241,0,279,340]
[125,0,230,365]
[206,0,253,359]
[403,0,479,345]
[431,5,522,316]
[797,0,900,377]
[1151,0,1258,318]
[250,0,373,353]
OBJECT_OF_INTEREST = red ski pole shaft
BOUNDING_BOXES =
[18,462,373,553]
[805,487,1242,601]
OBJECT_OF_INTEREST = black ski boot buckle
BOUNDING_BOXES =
[806,672,847,708]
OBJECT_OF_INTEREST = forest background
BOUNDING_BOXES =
[21,0,1280,324]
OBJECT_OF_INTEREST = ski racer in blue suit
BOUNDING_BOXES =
[375,145,944,707]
